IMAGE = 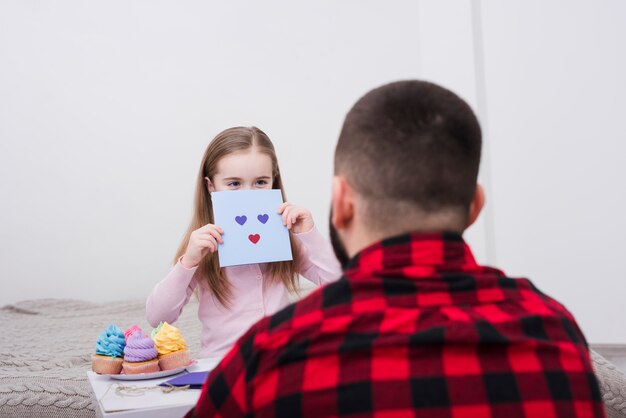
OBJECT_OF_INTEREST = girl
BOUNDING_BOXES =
[146,126,341,361]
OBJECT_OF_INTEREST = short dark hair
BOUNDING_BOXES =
[335,80,482,227]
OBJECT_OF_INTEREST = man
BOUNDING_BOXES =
[185,81,605,417]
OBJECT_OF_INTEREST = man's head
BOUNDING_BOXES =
[330,80,485,263]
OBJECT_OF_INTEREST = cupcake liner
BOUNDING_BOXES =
[122,359,160,374]
[158,349,190,371]
[92,354,123,374]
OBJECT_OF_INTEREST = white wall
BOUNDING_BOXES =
[0,1,420,302]
[415,0,493,265]
[480,1,626,344]
[1,1,624,343]
[412,0,626,344]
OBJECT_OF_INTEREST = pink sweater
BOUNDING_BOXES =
[146,227,342,361]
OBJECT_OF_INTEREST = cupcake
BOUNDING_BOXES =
[92,324,125,374]
[152,322,190,370]
[122,329,160,374]
[124,325,141,341]
[150,321,163,339]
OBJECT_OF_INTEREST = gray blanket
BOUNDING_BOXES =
[1,299,625,418]
[0,298,201,418]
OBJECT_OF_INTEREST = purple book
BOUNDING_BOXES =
[159,371,210,389]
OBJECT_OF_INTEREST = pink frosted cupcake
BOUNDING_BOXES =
[124,325,141,341]
[122,330,160,374]
[152,322,190,370]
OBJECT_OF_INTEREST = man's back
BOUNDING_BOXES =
[187,233,604,417]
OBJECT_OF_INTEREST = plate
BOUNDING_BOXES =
[106,360,196,381]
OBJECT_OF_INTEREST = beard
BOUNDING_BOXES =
[329,209,350,269]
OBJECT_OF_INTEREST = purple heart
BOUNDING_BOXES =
[235,215,247,226]
[257,214,269,224]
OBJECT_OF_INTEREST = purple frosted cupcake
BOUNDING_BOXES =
[122,330,160,374]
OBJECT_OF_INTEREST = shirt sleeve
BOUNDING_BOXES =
[185,326,254,417]
[293,226,342,286]
[145,257,198,327]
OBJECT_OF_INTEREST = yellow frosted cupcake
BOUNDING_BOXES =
[151,322,190,370]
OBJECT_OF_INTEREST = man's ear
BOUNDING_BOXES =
[466,183,485,229]
[331,176,355,229]
[205,177,216,193]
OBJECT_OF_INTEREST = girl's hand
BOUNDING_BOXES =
[278,203,314,234]
[181,224,224,268]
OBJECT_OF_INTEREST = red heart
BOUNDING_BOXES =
[248,234,260,244]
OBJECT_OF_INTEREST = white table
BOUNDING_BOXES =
[87,358,219,418]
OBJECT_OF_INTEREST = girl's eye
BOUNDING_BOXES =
[256,180,268,185]
[228,181,240,187]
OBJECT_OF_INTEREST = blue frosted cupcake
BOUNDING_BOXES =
[92,323,126,374]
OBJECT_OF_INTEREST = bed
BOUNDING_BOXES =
[0,298,201,418]
[1,298,626,418]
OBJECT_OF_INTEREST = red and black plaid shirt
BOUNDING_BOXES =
[186,232,605,418]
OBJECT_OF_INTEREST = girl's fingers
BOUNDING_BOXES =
[201,241,214,253]
[282,206,293,227]
[195,239,211,250]
[278,202,290,214]
[288,207,304,224]
[198,224,212,233]
[204,228,224,244]
[199,224,224,235]
[194,226,224,246]
[197,236,218,251]
[280,204,310,229]
[198,233,221,245]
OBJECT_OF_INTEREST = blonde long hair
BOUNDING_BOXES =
[175,127,301,307]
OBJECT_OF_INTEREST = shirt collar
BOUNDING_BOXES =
[344,232,481,277]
